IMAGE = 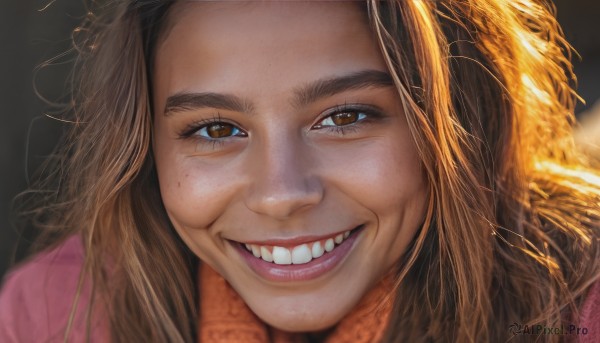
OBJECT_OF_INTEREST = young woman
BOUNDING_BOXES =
[1,0,599,342]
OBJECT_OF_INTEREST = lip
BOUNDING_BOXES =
[233,225,364,282]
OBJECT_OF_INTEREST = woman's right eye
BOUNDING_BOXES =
[178,120,248,143]
[197,122,246,139]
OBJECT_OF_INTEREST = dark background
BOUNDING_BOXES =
[1,0,599,279]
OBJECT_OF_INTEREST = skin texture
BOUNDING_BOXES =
[152,1,427,333]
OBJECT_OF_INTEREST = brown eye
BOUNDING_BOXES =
[198,122,245,139]
[207,123,233,138]
[319,111,367,127]
[331,112,359,126]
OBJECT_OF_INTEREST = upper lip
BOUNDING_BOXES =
[233,225,362,247]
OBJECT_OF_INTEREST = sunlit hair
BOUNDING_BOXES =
[17,0,600,342]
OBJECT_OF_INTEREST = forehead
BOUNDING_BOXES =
[153,1,386,107]
[160,1,371,40]
[156,1,375,62]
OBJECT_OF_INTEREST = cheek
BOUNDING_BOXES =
[320,135,427,265]
[153,129,241,230]
[320,136,425,214]
[157,161,240,229]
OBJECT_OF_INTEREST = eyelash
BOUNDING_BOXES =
[314,104,382,135]
[177,104,384,147]
[178,113,244,138]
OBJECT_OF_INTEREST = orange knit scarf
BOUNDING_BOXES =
[198,264,394,343]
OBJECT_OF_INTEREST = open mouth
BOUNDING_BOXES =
[238,225,364,265]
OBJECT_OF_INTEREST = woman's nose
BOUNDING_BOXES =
[244,137,324,220]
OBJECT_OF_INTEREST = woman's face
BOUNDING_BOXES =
[153,1,427,332]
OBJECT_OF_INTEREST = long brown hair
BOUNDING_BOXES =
[18,0,600,342]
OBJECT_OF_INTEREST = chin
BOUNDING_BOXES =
[257,309,342,333]
[243,291,360,333]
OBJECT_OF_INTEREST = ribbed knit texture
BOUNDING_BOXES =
[198,264,393,343]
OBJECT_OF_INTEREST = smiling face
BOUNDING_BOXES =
[152,1,427,332]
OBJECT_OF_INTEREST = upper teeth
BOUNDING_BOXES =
[243,230,352,265]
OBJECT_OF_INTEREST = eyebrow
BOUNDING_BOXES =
[164,92,253,116]
[163,69,393,116]
[292,69,394,107]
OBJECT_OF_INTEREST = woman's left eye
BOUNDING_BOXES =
[316,111,368,128]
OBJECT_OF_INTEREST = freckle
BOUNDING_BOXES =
[178,182,181,188]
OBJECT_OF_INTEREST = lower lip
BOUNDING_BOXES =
[234,226,363,282]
